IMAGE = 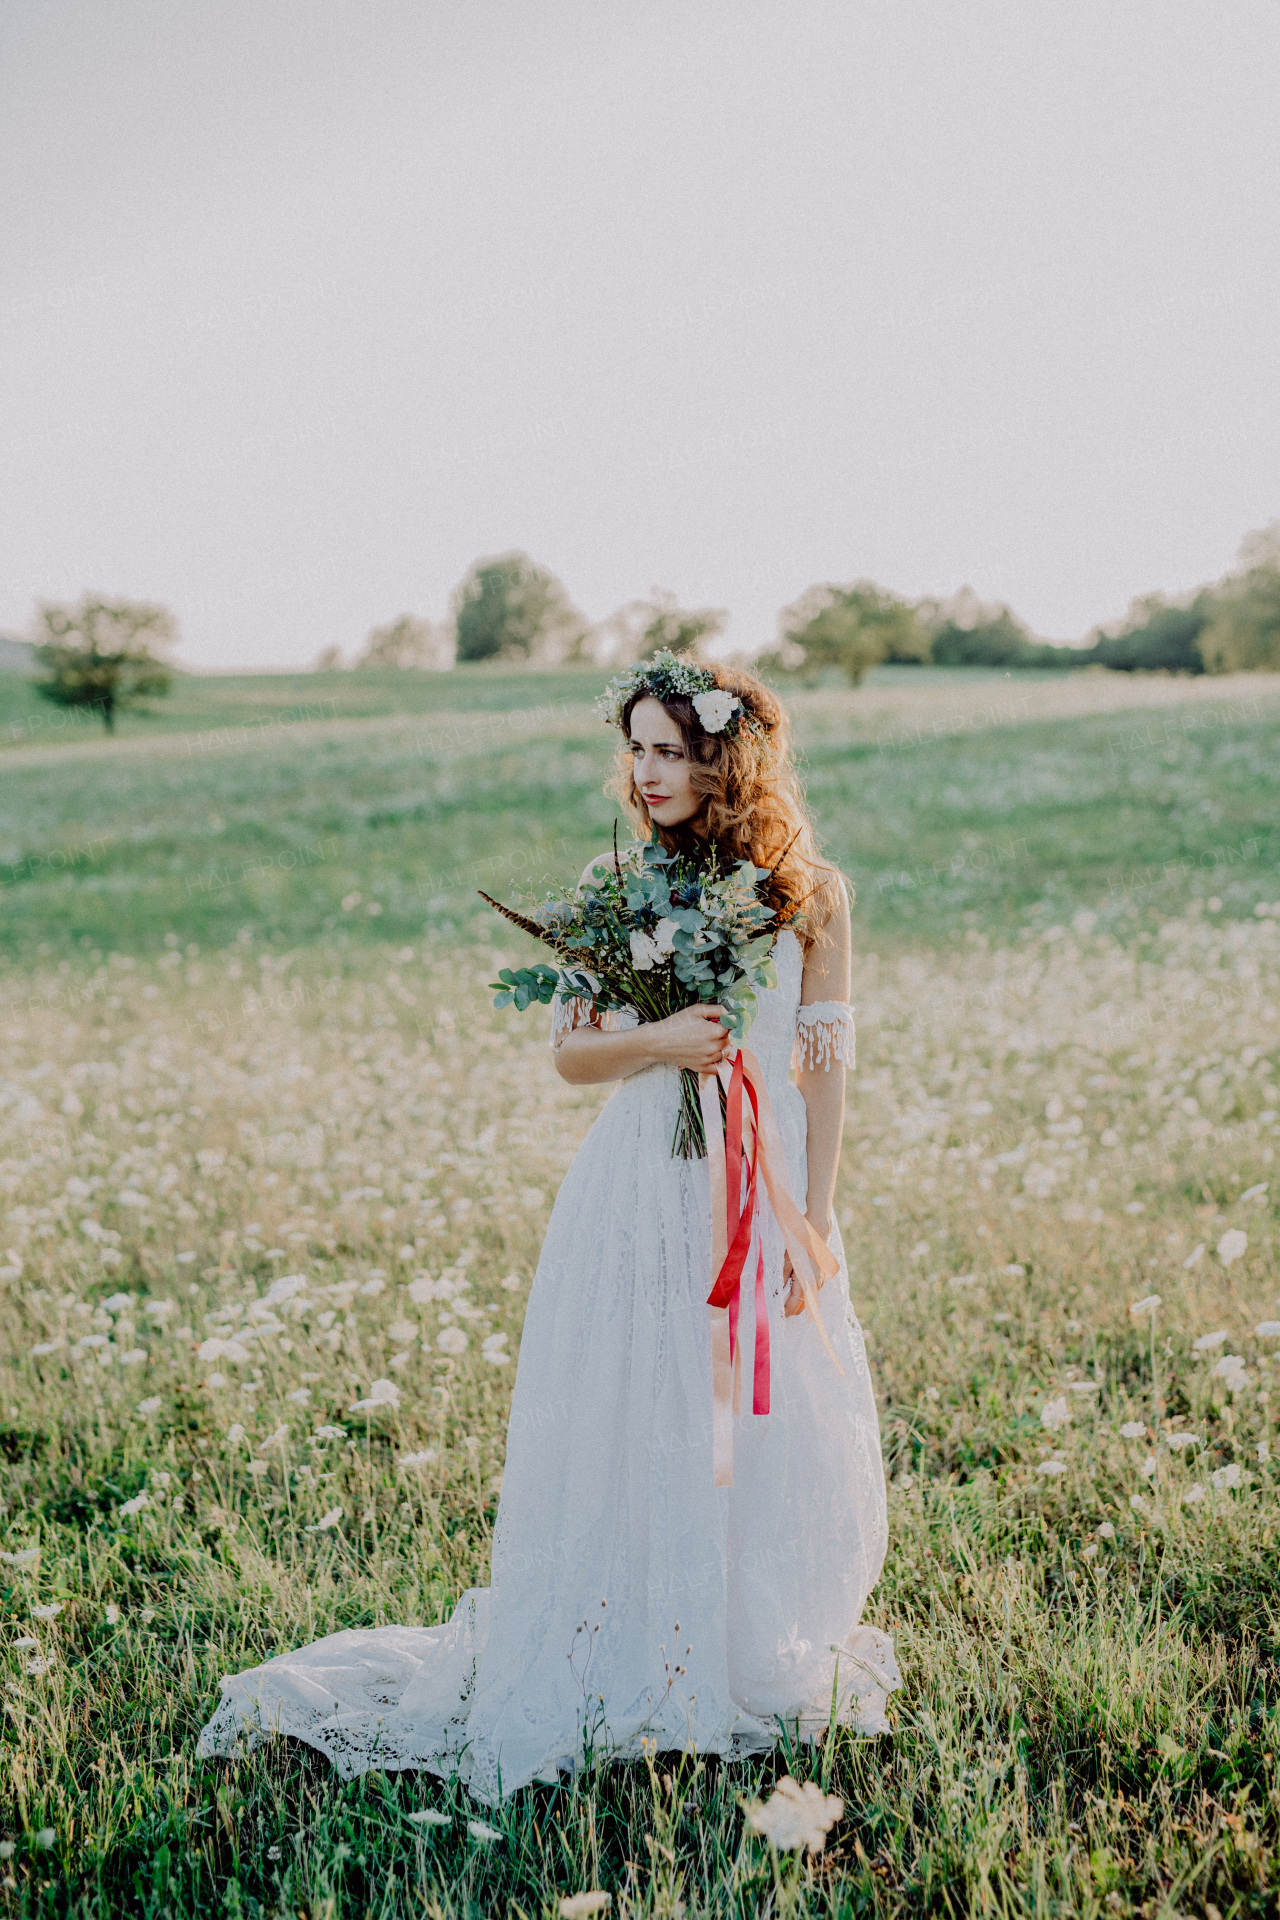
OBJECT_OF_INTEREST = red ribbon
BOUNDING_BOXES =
[698,1045,842,1486]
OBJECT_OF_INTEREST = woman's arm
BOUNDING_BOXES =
[553,1004,731,1084]
[784,876,852,1317]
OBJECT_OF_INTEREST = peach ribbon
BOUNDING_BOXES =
[698,1045,842,1487]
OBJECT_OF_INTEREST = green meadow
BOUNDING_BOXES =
[1,666,1279,1917]
[3,667,1278,966]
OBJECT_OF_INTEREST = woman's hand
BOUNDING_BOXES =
[782,1210,833,1317]
[645,1004,733,1073]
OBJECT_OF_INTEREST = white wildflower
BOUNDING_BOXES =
[408,1809,451,1827]
[31,1603,63,1620]
[1129,1294,1161,1317]
[227,1424,245,1444]
[560,1897,612,1917]
[1164,1431,1201,1450]
[1182,1243,1205,1269]
[1098,1522,1115,1538]
[258,1425,289,1453]
[197,1337,250,1365]
[1255,1322,1280,1338]
[1192,1330,1229,1352]
[437,1327,469,1356]
[467,1819,502,1844]
[105,1604,121,1624]
[481,1333,509,1364]
[287,1388,311,1404]
[118,1492,149,1516]
[35,1829,55,1849]
[1212,1463,1244,1491]
[1216,1229,1248,1267]
[745,1776,844,1853]
[1182,1484,1204,1506]
[0,1549,39,1566]
[1120,1421,1147,1439]
[1240,1183,1269,1203]
[1139,1455,1157,1479]
[349,1378,400,1411]
[1040,1397,1071,1432]
[312,1425,346,1441]
[1036,1459,1066,1476]
[1067,1380,1100,1395]
[136,1397,162,1417]
[305,1508,343,1533]
[397,1450,437,1470]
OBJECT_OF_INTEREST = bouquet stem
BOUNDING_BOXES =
[672,1067,729,1160]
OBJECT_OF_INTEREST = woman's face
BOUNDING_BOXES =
[628,696,703,829]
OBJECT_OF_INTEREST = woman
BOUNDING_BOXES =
[199,656,899,1802]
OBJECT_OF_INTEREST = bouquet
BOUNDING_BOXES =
[480,829,796,1158]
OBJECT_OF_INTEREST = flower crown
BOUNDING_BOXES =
[595,648,754,739]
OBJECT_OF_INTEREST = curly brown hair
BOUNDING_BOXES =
[607,659,847,950]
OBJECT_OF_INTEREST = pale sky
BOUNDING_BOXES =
[3,0,1278,670]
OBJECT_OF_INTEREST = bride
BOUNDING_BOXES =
[199,656,900,1803]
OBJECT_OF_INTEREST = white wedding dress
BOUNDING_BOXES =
[198,929,899,1802]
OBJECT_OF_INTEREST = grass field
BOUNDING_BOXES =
[1,667,1279,1916]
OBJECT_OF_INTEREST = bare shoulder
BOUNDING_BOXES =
[800,868,851,1001]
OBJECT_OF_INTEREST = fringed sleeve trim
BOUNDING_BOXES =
[793,1000,856,1073]
[550,997,640,1050]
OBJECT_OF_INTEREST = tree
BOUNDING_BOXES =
[772,581,929,685]
[1089,594,1208,673]
[32,596,177,732]
[452,552,588,664]
[356,614,455,671]
[1197,522,1280,673]
[592,589,727,666]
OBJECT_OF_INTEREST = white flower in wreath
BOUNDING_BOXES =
[692,689,739,733]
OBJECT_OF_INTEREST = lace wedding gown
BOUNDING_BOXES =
[198,929,899,1802]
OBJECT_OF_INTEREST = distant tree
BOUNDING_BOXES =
[356,614,455,671]
[918,587,1091,669]
[592,589,727,665]
[771,582,929,685]
[1197,522,1280,673]
[313,644,345,671]
[1089,593,1208,674]
[452,552,588,664]
[32,595,177,732]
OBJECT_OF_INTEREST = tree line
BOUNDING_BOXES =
[342,521,1280,681]
[23,519,1280,731]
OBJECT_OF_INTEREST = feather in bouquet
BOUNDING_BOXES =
[480,828,797,1158]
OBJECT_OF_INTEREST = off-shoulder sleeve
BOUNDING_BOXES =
[793,1000,856,1073]
[550,997,640,1050]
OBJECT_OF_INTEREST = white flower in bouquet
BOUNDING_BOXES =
[629,929,663,971]
[692,688,740,733]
